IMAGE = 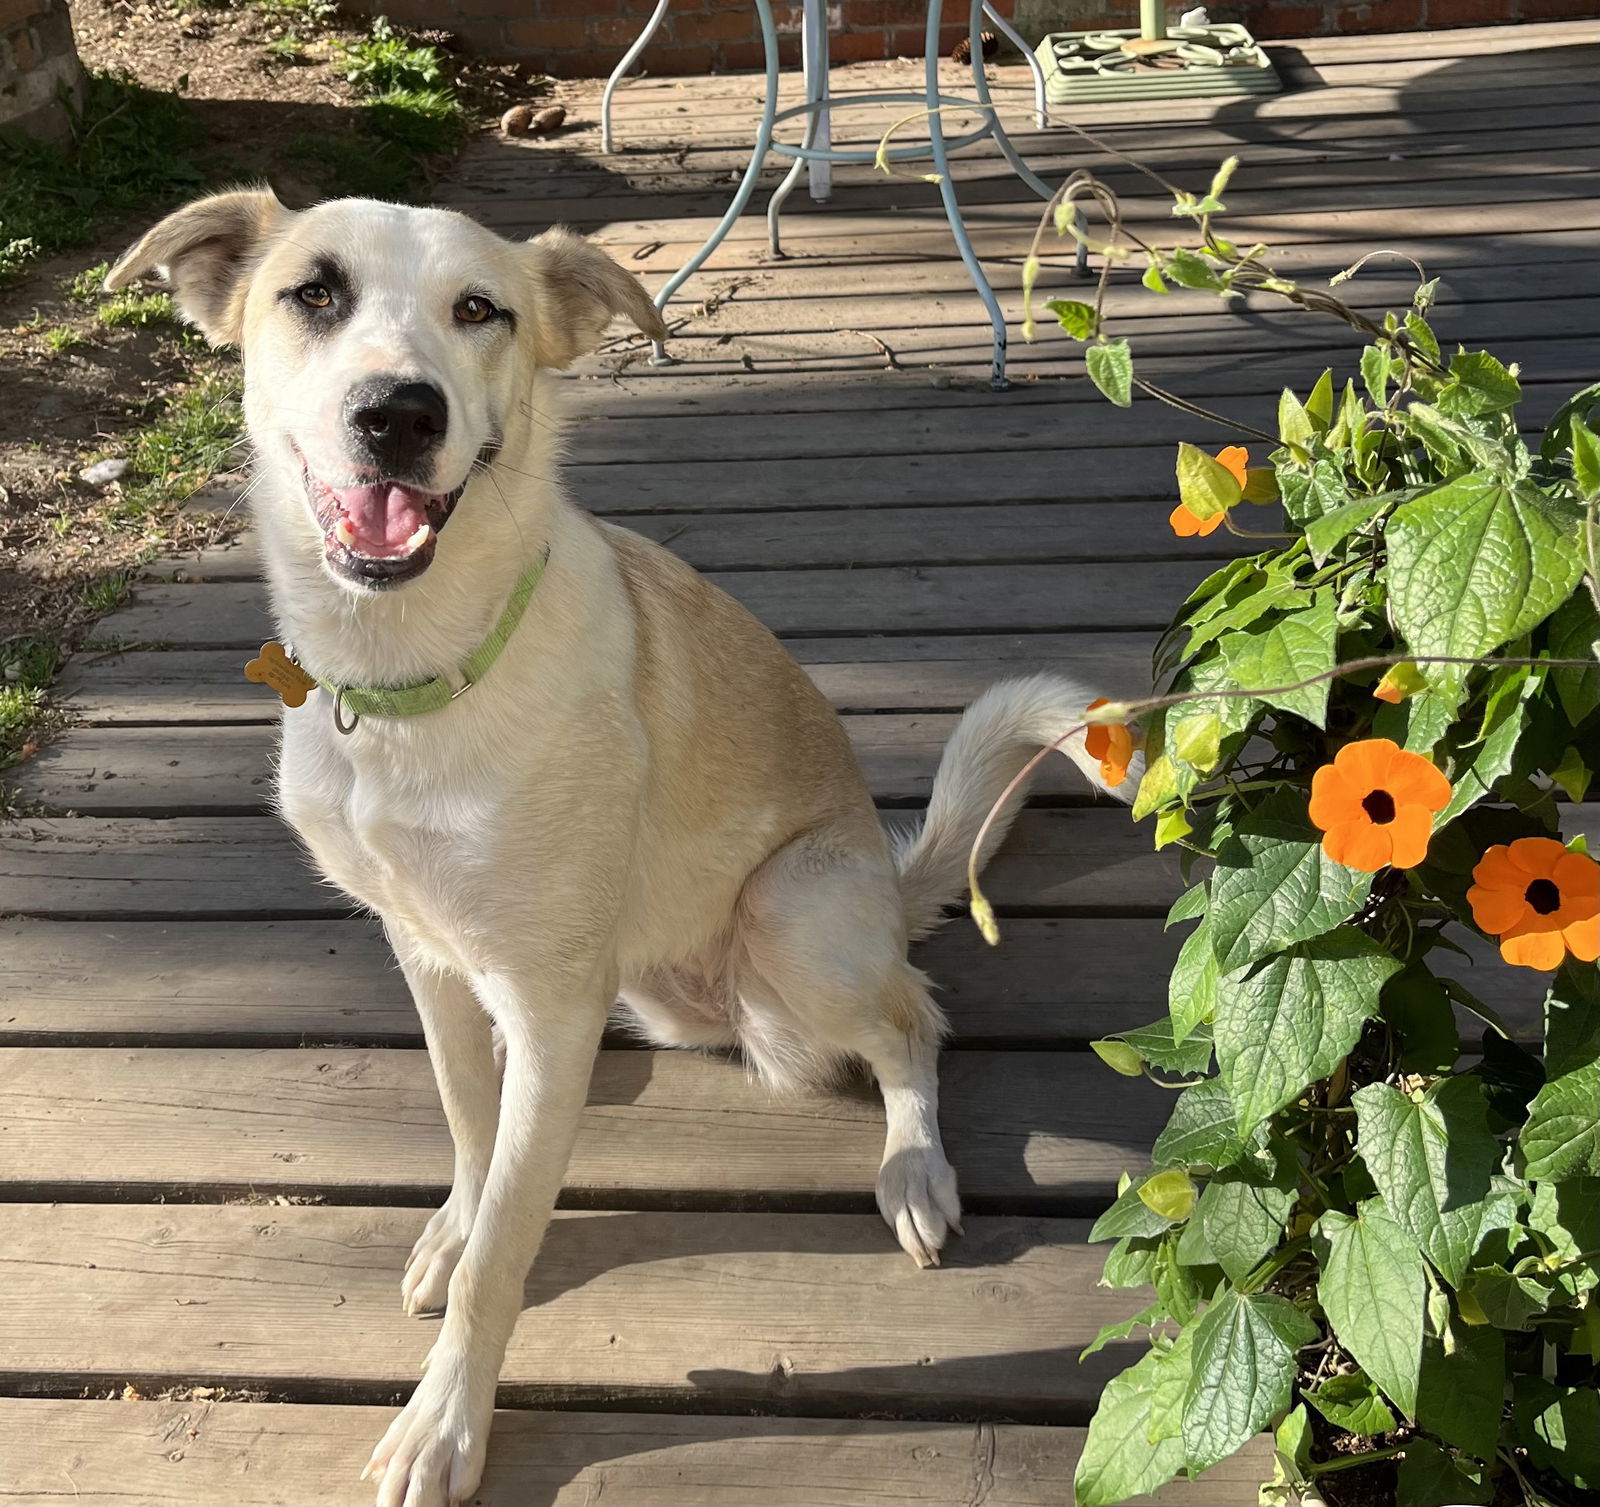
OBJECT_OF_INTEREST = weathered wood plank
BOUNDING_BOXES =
[0,1047,1167,1207]
[0,1398,1275,1507]
[52,635,1160,722]
[0,808,1178,918]
[0,915,1540,1048]
[0,1203,1149,1409]
[89,560,1212,649]
[0,916,1175,1046]
[16,709,1127,813]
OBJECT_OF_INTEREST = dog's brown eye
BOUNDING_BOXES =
[455,295,496,324]
[297,283,332,310]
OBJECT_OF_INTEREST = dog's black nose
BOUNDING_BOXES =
[345,380,448,474]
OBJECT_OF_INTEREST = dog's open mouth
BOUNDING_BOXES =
[304,470,463,586]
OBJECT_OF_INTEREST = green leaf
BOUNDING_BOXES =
[1522,963,1600,1181]
[1456,1262,1559,1329]
[1318,1201,1427,1416]
[1154,806,1194,851]
[1116,1018,1213,1077]
[1527,1176,1600,1297]
[1304,494,1388,567]
[1381,967,1461,1075]
[1395,1440,1492,1506]
[1045,298,1099,340]
[1416,1321,1504,1460]
[1539,379,1600,463]
[1278,387,1315,456]
[1439,350,1522,417]
[1142,261,1169,294]
[1208,794,1373,972]
[1073,1347,1186,1506]
[1166,882,1208,928]
[1219,591,1338,728]
[1085,339,1133,407]
[1132,751,1181,822]
[1306,369,1335,429]
[1360,344,1390,409]
[1548,589,1600,725]
[1197,1155,1296,1283]
[1414,276,1440,312]
[1514,1377,1600,1490]
[1146,1322,1196,1444]
[1351,1077,1518,1284]
[1150,1234,1204,1325]
[1090,1182,1179,1243]
[1176,442,1244,523]
[1100,1234,1160,1289]
[1305,1370,1397,1436]
[1277,457,1351,526]
[1571,418,1600,495]
[1436,664,1534,826]
[1384,472,1585,683]
[1091,1039,1144,1077]
[1404,312,1441,366]
[1551,745,1592,802]
[1080,1300,1165,1361]
[1139,1169,1198,1222]
[1262,1404,1313,1507]
[1165,247,1225,291]
[1152,1077,1255,1173]
[1181,1288,1317,1474]
[1169,915,1220,1046]
[1217,931,1401,1136]
[1171,711,1223,772]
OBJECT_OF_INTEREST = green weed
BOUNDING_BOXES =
[116,362,245,521]
[41,325,86,351]
[96,289,180,328]
[0,640,63,773]
[0,72,205,286]
[336,16,443,94]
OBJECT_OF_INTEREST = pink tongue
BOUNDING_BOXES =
[332,483,432,556]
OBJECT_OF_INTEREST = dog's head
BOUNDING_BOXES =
[107,190,665,591]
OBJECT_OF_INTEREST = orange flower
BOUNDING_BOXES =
[1169,445,1248,538]
[1373,678,1404,705]
[1308,737,1451,871]
[1084,698,1134,787]
[1467,839,1600,971]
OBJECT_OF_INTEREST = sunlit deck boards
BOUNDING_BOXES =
[2,19,1596,1503]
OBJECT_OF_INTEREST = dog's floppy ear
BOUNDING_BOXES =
[105,188,290,346]
[526,225,668,368]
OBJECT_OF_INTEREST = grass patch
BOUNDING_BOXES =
[0,639,64,777]
[96,289,180,328]
[41,325,86,351]
[116,361,245,521]
[335,15,442,92]
[256,0,338,26]
[0,71,204,286]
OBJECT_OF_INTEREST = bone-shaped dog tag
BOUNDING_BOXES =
[244,641,318,708]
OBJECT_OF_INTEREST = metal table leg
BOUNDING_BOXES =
[601,0,674,156]
[982,1,1047,128]
[649,0,782,363]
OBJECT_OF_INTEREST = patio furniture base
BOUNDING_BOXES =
[1034,24,1281,105]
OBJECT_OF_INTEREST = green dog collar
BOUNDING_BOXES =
[316,550,549,731]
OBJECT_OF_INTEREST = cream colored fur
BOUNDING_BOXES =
[109,190,1133,1507]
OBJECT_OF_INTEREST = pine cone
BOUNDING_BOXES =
[950,30,998,64]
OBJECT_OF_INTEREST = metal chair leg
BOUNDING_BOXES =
[927,0,1009,390]
[601,0,674,156]
[650,0,782,364]
[982,1,1047,128]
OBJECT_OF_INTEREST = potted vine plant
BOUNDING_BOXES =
[981,154,1600,1506]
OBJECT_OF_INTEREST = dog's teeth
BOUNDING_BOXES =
[335,518,358,548]
[404,523,431,551]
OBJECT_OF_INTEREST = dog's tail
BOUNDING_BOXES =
[890,673,1139,941]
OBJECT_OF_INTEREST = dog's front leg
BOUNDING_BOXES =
[391,949,501,1317]
[365,961,613,1507]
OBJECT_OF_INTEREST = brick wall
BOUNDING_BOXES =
[369,0,1596,74]
[0,0,83,142]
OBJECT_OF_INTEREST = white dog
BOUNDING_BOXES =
[109,191,1129,1507]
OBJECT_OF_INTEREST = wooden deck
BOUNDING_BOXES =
[2,20,1597,1503]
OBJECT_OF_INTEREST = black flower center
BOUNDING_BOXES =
[1362,788,1397,825]
[1525,878,1562,916]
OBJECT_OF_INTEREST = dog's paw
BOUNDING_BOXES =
[402,1203,472,1316]
[363,1364,491,1507]
[876,1145,962,1268]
